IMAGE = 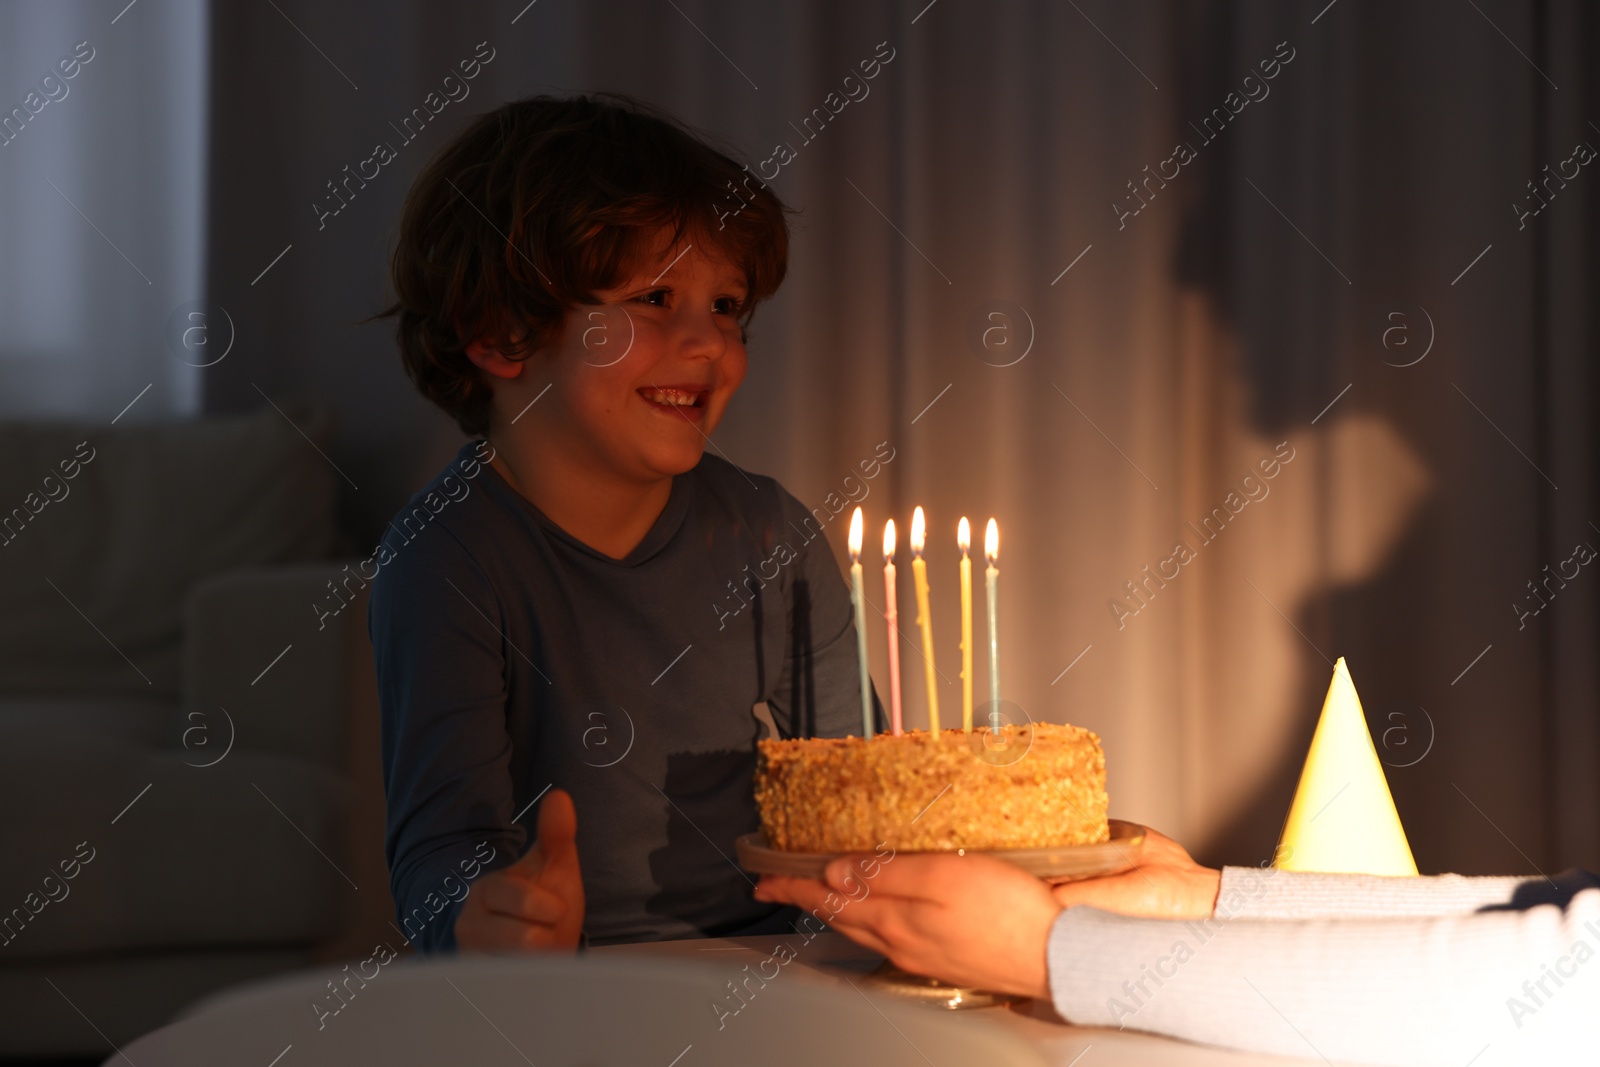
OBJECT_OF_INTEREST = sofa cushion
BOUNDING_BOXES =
[0,735,352,960]
[0,694,172,745]
[0,405,338,698]
[0,947,317,1056]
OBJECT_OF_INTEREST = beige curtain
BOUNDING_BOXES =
[704,0,1599,873]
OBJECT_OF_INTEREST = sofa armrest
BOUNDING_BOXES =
[181,562,367,771]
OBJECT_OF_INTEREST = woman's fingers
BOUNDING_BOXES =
[755,874,823,909]
[758,853,959,911]
[758,871,937,956]
[823,852,949,901]
[758,873,898,935]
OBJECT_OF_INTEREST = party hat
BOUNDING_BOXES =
[1274,657,1417,875]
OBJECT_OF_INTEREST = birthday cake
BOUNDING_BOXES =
[754,723,1109,852]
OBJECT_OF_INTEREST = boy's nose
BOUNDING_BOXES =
[676,310,729,361]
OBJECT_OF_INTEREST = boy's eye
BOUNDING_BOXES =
[631,289,745,315]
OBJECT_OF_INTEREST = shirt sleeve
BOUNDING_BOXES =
[1047,877,1600,1066]
[1216,863,1547,919]
[369,522,525,952]
[766,491,883,741]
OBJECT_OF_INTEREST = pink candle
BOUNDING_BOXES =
[883,519,904,735]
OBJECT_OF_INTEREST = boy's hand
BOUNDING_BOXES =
[455,788,585,952]
[755,852,1061,1000]
[1048,829,1221,920]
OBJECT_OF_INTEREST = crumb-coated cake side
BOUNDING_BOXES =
[754,723,1109,852]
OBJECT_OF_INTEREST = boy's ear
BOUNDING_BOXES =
[464,337,526,381]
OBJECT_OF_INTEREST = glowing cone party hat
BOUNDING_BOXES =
[1274,657,1418,875]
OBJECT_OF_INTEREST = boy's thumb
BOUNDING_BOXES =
[534,787,578,862]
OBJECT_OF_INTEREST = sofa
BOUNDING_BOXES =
[0,405,386,1057]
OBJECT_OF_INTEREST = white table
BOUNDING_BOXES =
[595,933,1321,1067]
[116,933,1327,1066]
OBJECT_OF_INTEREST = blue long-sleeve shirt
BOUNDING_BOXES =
[369,440,880,950]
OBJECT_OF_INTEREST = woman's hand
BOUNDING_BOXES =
[1048,829,1221,920]
[455,788,585,952]
[756,851,1062,999]
[753,828,1220,998]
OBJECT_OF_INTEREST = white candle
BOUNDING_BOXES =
[985,518,1000,734]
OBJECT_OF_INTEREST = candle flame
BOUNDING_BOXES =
[957,516,971,554]
[985,518,999,563]
[849,507,864,561]
[883,518,897,559]
[910,506,926,558]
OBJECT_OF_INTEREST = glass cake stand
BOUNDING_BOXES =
[735,819,1147,1010]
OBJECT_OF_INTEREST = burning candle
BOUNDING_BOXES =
[985,518,1000,734]
[848,508,874,739]
[910,506,940,735]
[958,517,973,733]
[883,519,904,736]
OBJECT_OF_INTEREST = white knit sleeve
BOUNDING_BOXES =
[1046,885,1600,1066]
[1214,863,1547,919]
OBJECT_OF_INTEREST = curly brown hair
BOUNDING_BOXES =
[377,93,792,436]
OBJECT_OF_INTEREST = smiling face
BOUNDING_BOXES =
[507,229,751,488]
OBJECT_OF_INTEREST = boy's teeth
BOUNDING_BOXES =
[644,387,699,406]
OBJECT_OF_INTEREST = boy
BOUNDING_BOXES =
[370,94,880,951]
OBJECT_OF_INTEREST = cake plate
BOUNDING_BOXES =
[735,819,1147,1010]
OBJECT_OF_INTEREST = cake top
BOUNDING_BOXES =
[757,721,1104,775]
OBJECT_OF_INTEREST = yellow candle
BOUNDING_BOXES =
[848,508,874,738]
[958,517,973,733]
[883,519,904,735]
[910,506,940,734]
[985,518,1000,733]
